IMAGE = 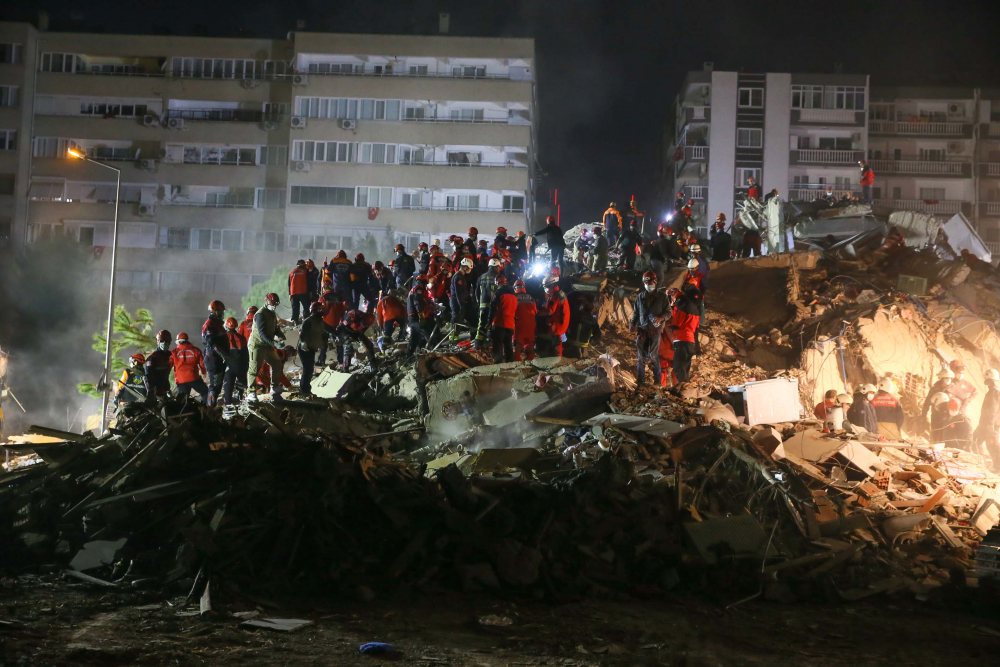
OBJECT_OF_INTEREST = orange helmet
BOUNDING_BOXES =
[514,280,526,293]
[224,317,238,330]
[156,329,171,343]
[208,299,225,314]
[355,253,365,263]
[130,352,146,366]
[394,243,405,253]
[246,306,258,317]
[496,226,507,235]
[176,332,190,342]
[468,226,478,235]
[264,293,280,307]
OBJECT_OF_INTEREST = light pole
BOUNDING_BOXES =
[67,148,120,435]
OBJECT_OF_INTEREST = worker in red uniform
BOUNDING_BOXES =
[513,279,537,361]
[949,359,978,412]
[238,306,257,342]
[488,274,518,363]
[859,160,874,203]
[172,332,209,401]
[870,377,905,435]
[668,284,701,383]
[536,276,570,357]
[375,289,407,351]
[317,292,346,367]
[288,259,310,323]
[201,299,232,406]
[144,329,173,402]
[407,282,436,354]
[814,389,840,421]
[222,317,247,405]
[747,176,760,201]
[658,292,678,387]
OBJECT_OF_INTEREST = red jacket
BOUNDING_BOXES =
[430,274,451,301]
[323,299,347,327]
[288,266,309,296]
[171,342,206,384]
[376,295,406,325]
[226,330,246,350]
[814,400,836,420]
[237,317,253,341]
[683,271,704,292]
[514,295,537,340]
[546,292,570,336]
[860,167,875,186]
[670,302,700,343]
[748,185,760,199]
[491,287,518,329]
[659,328,675,363]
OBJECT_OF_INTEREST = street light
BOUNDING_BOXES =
[68,147,121,435]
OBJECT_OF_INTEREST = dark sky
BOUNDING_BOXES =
[11,0,1000,224]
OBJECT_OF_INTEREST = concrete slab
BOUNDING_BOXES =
[310,368,356,399]
[482,392,551,427]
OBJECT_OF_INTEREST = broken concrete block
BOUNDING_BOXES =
[752,427,783,455]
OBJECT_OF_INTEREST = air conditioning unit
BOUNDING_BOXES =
[138,204,155,216]
[290,116,307,129]
[292,73,308,86]
[339,119,356,130]
[142,114,159,127]
[947,141,964,154]
[948,103,964,117]
[167,117,186,130]
[294,161,311,172]
[263,120,279,131]
[139,159,157,170]
[241,78,257,89]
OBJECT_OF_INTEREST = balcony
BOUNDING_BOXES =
[981,163,1000,178]
[869,120,970,137]
[673,145,710,178]
[401,112,518,125]
[790,149,865,165]
[677,106,711,128]
[787,185,861,202]
[873,199,968,216]
[987,122,1000,138]
[165,108,284,123]
[869,158,971,178]
[303,66,530,82]
[981,202,1000,217]
[795,108,860,124]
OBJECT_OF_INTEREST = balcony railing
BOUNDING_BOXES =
[989,122,1000,138]
[787,186,861,202]
[985,241,1000,255]
[165,108,285,123]
[982,163,1000,177]
[982,202,1000,216]
[401,114,518,124]
[869,120,967,136]
[686,185,708,200]
[303,67,529,81]
[869,158,970,176]
[797,108,858,123]
[393,204,524,213]
[397,159,525,168]
[686,145,709,161]
[791,149,863,164]
[873,199,963,215]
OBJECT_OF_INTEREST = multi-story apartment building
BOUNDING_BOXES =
[0,21,537,333]
[668,64,869,234]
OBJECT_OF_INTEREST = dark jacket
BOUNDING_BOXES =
[871,391,905,429]
[299,313,332,353]
[476,268,499,306]
[144,348,173,390]
[450,270,473,307]
[418,250,431,275]
[350,260,373,287]
[392,252,416,285]
[710,230,732,262]
[630,289,668,333]
[847,393,878,433]
[976,386,1000,440]
[534,223,565,250]
[407,288,434,324]
[251,308,279,346]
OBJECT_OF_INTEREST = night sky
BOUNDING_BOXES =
[9,0,1000,225]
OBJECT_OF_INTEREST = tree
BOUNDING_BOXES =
[77,306,156,398]
[241,266,290,319]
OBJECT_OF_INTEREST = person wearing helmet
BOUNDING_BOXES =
[536,276,570,357]
[474,258,503,347]
[847,383,878,433]
[406,281,437,354]
[487,273,518,363]
[391,243,417,288]
[200,300,233,407]
[238,306,258,342]
[296,301,331,394]
[221,317,248,405]
[921,367,955,426]
[509,230,528,267]
[172,332,210,402]
[331,309,376,372]
[571,228,591,266]
[870,377,905,437]
[288,259,311,323]
[564,296,600,359]
[628,271,668,386]
[512,280,537,361]
[667,284,702,383]
[246,293,291,402]
[317,290,346,367]
[416,242,431,276]
[975,369,1000,463]
[114,353,148,406]
[948,359,978,411]
[587,226,609,273]
[602,202,622,245]
[935,398,974,450]
[616,217,640,272]
[449,257,476,342]
[925,391,953,439]
[493,227,509,251]
[532,215,566,273]
[327,250,353,306]
[710,215,732,263]
[814,389,840,421]
[375,288,408,352]
[747,175,760,201]
[859,160,874,204]
[348,253,373,312]
[144,330,174,402]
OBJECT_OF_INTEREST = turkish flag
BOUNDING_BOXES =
[93,246,105,259]
[368,207,380,220]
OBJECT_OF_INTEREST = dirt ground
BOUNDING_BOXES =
[3,576,999,667]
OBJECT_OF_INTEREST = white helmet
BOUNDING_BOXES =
[938,368,955,380]
[689,244,701,254]
[930,392,951,407]
[687,258,699,270]
[878,377,897,394]
[837,393,853,404]
[986,369,1000,382]
[488,258,501,268]
[862,383,877,395]
[460,257,474,268]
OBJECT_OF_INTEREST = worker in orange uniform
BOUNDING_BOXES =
[513,279,537,361]
[375,289,408,352]
[859,160,874,203]
[658,291,678,387]
[536,276,570,357]
[222,317,247,405]
[318,292,346,367]
[288,259,310,323]
[603,202,622,245]
[171,332,209,401]
[668,285,702,383]
[488,273,518,363]
[238,306,257,342]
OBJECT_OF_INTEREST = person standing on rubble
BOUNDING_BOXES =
[463,227,480,258]
[975,369,1000,464]
[658,307,676,387]
[375,289,408,351]
[288,259,311,324]
[939,399,974,450]
[238,306,257,342]
[603,202,622,246]
[859,160,874,204]
[328,250,353,307]
[144,330,173,402]
[617,219,639,271]
[814,390,840,422]
[848,384,879,433]
[710,215,732,262]
[202,300,233,407]
[298,302,333,394]
[305,259,320,304]
[391,243,416,288]
[870,377,905,437]
[928,392,952,441]
[511,231,528,268]
[114,353,147,406]
[417,241,431,276]
[172,333,210,402]
[536,276,570,357]
[921,367,955,427]
[246,293,292,403]
[668,285,702,383]
[629,271,668,387]
[407,281,436,354]
[488,274,518,363]
[449,257,476,342]
[513,279,537,361]
[350,253,374,313]
[589,226,609,273]
[564,298,599,359]
[948,360,977,412]
[223,317,247,406]
[318,291,346,367]
[741,223,762,258]
[532,216,566,273]
[372,262,393,295]
[474,258,502,348]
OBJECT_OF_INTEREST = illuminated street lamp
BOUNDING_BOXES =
[67,147,121,435]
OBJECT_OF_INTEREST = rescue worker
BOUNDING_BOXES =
[463,227,480,258]
[629,271,667,387]
[532,216,565,273]
[564,298,599,359]
[373,261,393,294]
[589,226,609,273]
[114,353,147,406]
[742,223,763,258]
[328,250,353,306]
[305,259,320,303]
[488,274,518,363]
[238,306,257,342]
[222,317,247,406]
[201,299,232,406]
[668,284,701,383]
[921,367,955,426]
[172,332,209,401]
[747,176,760,201]
[938,399,973,450]
[450,257,476,342]
[572,228,591,266]
[392,243,416,288]
[298,302,333,394]
[256,346,297,403]
[673,191,685,214]
[617,219,639,271]
[658,294,678,387]
[429,264,452,320]
[350,253,374,312]
[334,310,377,371]
[144,330,173,402]
[710,216,732,262]
[510,231,529,267]
[318,292,346,367]
[475,258,502,347]
[949,359,977,411]
[513,279,537,361]
[246,293,291,403]
[494,226,509,251]
[848,383,879,433]
[536,276,570,357]
[288,259,311,323]
[975,369,1000,464]
[603,202,622,246]
[417,241,431,275]
[375,289,407,351]
[407,282,436,354]
[871,377,905,436]
[814,389,840,421]
[859,160,874,203]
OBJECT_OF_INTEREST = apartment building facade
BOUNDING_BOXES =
[668,65,869,234]
[0,22,537,333]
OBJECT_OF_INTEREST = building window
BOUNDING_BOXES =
[735,167,761,188]
[171,57,291,80]
[41,53,86,73]
[292,140,358,163]
[359,143,397,164]
[0,130,15,151]
[446,194,480,211]
[0,86,19,107]
[165,227,191,249]
[892,187,901,200]
[307,63,359,74]
[791,85,823,109]
[250,231,285,251]
[736,128,763,148]
[400,192,426,209]
[88,145,135,161]
[919,187,946,200]
[0,175,14,195]
[204,189,255,207]
[404,106,427,120]
[182,145,257,165]
[919,148,945,161]
[409,65,428,75]
[453,66,486,78]
[0,44,22,64]
[260,145,288,166]
[290,186,355,206]
[833,86,865,110]
[738,88,764,108]
[357,186,393,208]
[80,100,148,118]
[33,137,78,158]
[255,188,286,210]
[449,108,485,122]
[985,227,1000,243]
[502,195,525,212]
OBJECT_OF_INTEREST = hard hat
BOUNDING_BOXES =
[415,274,429,284]
[373,261,385,271]
[224,317,238,330]
[546,215,555,224]
[687,258,699,270]
[265,293,280,307]
[938,368,955,380]
[336,250,347,259]
[296,259,306,267]
[419,241,428,249]
[478,239,488,246]
[517,230,526,237]
[717,213,726,221]
[468,226,478,235]
[461,257,474,268]
[395,243,405,253]
[130,353,146,366]
[355,253,365,262]
[496,227,507,235]
[610,201,616,207]
[930,392,951,407]
[947,399,960,413]
[837,393,853,404]
[666,287,681,300]
[687,199,694,205]
[862,383,877,395]
[495,273,508,286]
[878,377,897,394]
[641,271,657,283]
[488,258,501,268]
[986,369,1000,382]
[949,359,966,372]
[514,280,526,293]
[305,259,315,268]
[208,299,225,313]
[246,306,258,317]
[689,244,701,254]
[309,302,324,316]
[591,226,601,234]
[543,276,559,289]
[176,332,189,342]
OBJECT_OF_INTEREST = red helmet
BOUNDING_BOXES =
[415,274,429,284]
[373,260,385,271]
[309,302,324,316]
[264,293,280,307]
[224,317,238,330]
[950,359,966,372]
[430,245,440,254]
[687,199,693,205]
[495,273,508,286]
[676,191,683,198]
[478,240,488,247]
[418,241,428,249]
[306,259,315,269]
[514,280,526,293]
[130,352,146,366]
[156,329,171,343]
[355,253,365,263]
[642,271,658,284]
[208,299,225,314]
[667,287,681,301]
[496,226,507,235]
[468,226,478,235]
[545,216,555,224]
[246,305,258,317]
[394,243,405,253]
[176,332,190,342]
[336,250,347,259]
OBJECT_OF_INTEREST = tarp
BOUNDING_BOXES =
[942,212,991,263]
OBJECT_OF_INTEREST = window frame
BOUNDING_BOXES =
[736,128,763,149]
[737,87,764,108]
